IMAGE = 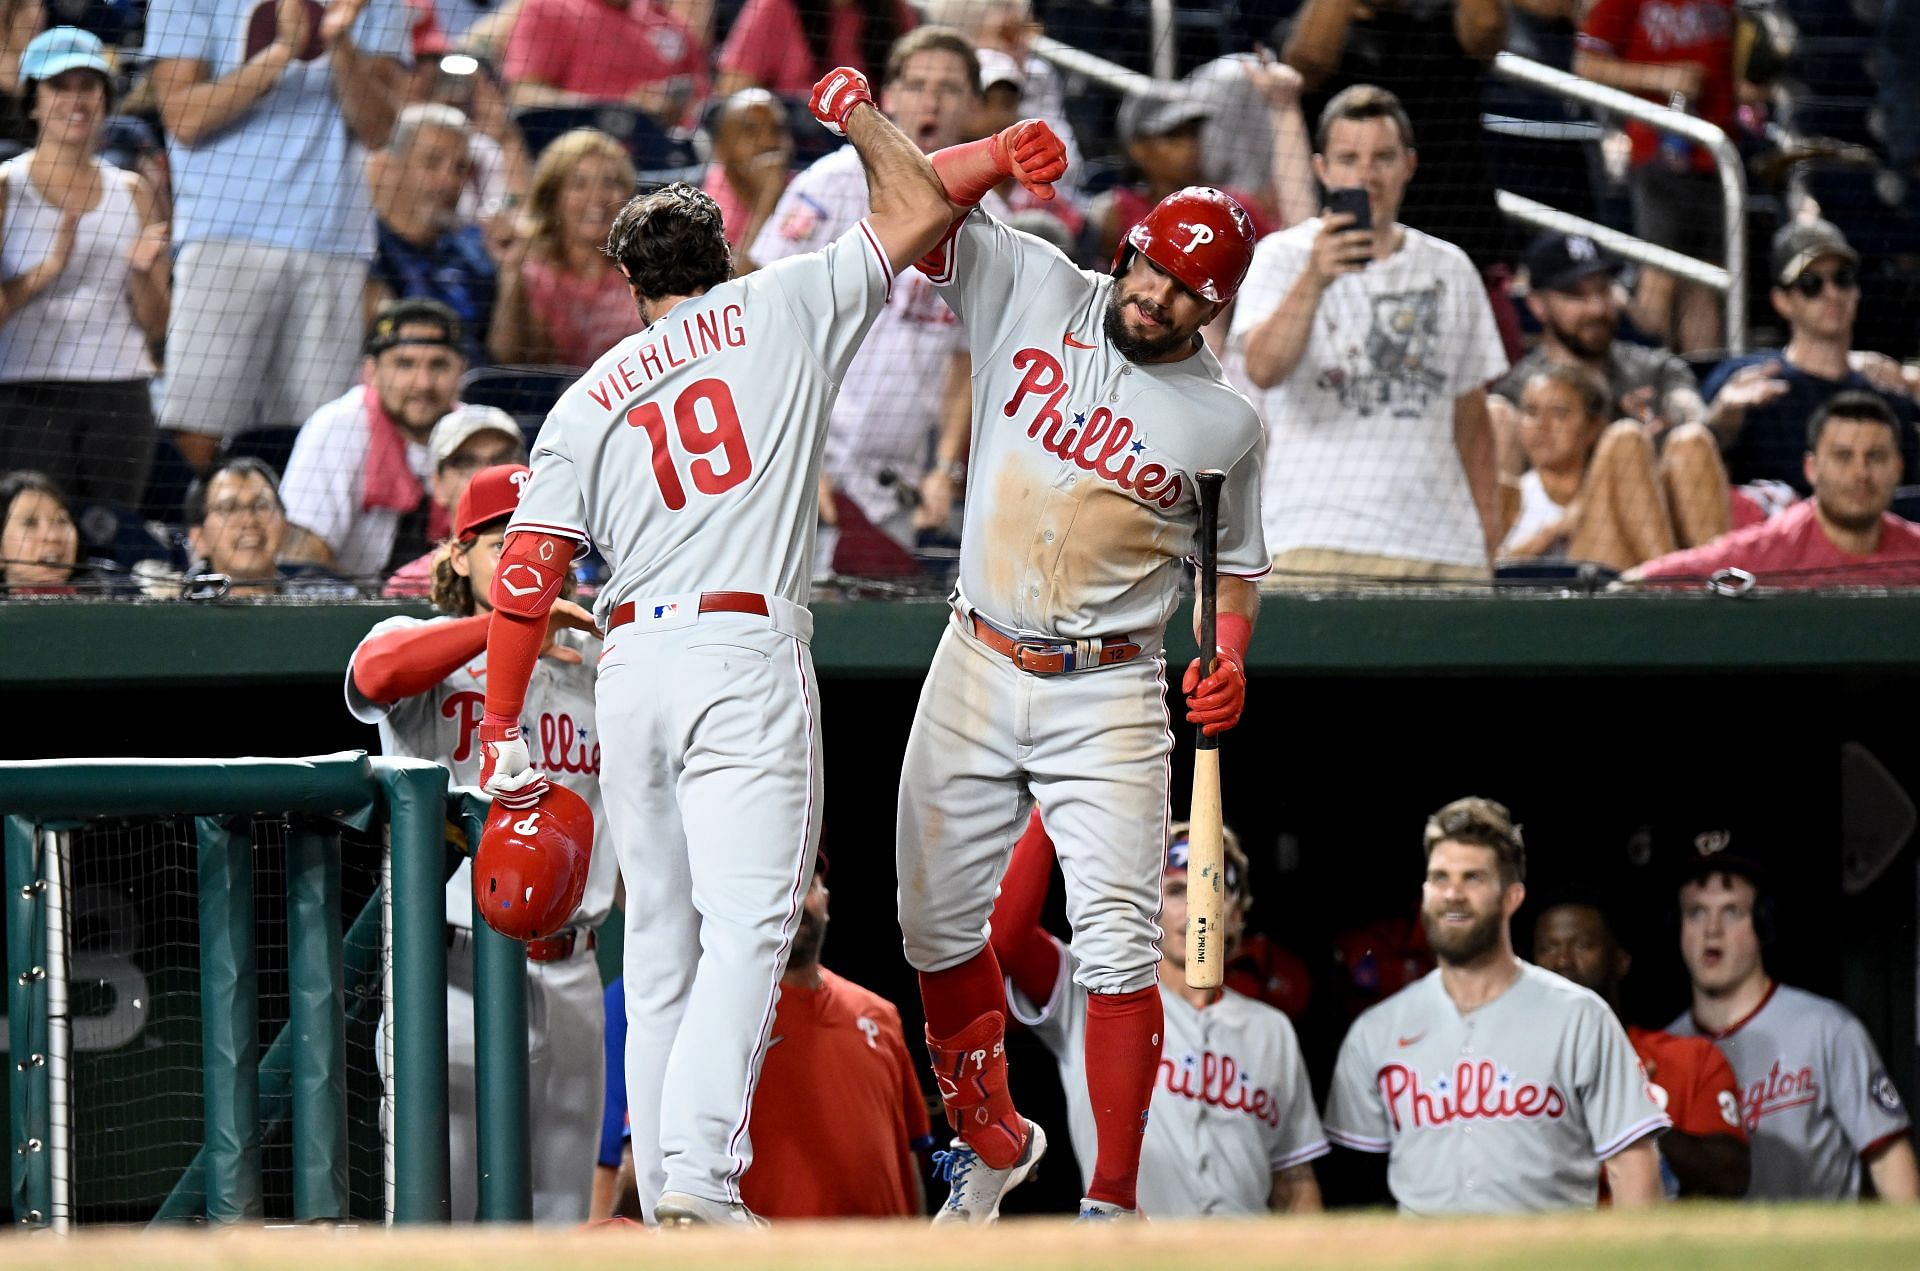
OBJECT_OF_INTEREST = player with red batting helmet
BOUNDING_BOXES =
[347,464,616,1223]
[1113,185,1259,306]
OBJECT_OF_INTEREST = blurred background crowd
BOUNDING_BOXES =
[0,0,1915,597]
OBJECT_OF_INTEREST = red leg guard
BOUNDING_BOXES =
[1083,985,1163,1211]
[925,1011,1026,1169]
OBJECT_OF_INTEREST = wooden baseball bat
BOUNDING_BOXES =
[1186,469,1227,990]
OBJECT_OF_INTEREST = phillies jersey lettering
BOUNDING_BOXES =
[921,209,1268,642]
[1325,964,1668,1214]
[509,222,893,622]
[1010,948,1328,1216]
[1670,982,1911,1199]
[346,615,616,930]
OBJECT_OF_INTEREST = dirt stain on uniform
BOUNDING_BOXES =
[1045,482,1174,630]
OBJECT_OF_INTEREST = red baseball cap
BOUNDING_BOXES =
[455,464,532,541]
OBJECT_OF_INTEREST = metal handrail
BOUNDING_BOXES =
[1026,39,1750,352]
[1491,51,1748,352]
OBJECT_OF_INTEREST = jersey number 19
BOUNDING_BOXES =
[627,377,753,510]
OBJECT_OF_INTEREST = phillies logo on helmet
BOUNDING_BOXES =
[1122,187,1257,304]
[1177,223,1216,254]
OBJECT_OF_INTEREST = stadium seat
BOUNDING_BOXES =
[220,426,302,480]
[457,364,581,447]
[511,105,702,181]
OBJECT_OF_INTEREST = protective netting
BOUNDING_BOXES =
[42,816,388,1223]
[0,0,1911,597]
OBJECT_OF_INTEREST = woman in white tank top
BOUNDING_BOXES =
[0,27,168,509]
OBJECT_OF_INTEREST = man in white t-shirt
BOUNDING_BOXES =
[1229,84,1508,584]
[749,28,992,565]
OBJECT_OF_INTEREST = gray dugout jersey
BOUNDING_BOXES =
[509,223,895,623]
[1669,983,1912,1199]
[345,615,617,930]
[1009,945,1328,1216]
[923,210,1268,647]
[1324,963,1670,1214]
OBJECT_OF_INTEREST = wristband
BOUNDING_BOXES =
[1215,612,1253,664]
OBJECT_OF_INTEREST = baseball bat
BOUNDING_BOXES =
[1186,469,1227,990]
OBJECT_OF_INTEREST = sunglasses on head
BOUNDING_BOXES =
[1789,265,1857,298]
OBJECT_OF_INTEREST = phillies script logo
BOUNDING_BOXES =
[1002,349,1184,509]
[1378,1061,1567,1132]
[1159,1050,1282,1127]
[442,691,600,775]
[1740,1060,1818,1133]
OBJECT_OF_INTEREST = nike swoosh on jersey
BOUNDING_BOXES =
[1063,333,1096,349]
[1397,1034,1425,1048]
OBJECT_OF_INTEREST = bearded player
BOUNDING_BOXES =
[890,121,1267,1221]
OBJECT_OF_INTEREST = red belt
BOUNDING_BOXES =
[607,591,770,632]
[967,612,1142,675]
[527,928,595,963]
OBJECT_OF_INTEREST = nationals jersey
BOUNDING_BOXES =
[1626,1026,1745,1198]
[739,968,933,1218]
[345,617,617,929]
[1669,983,1911,1199]
[1010,949,1327,1216]
[922,210,1268,646]
[752,146,984,535]
[509,223,894,623]
[1325,963,1669,1214]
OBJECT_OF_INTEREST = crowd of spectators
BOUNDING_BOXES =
[0,0,1916,597]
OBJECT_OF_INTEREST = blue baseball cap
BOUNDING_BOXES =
[19,27,112,86]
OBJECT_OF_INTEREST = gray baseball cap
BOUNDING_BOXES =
[1771,218,1858,286]
[1117,88,1212,146]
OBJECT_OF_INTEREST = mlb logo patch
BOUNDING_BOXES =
[652,602,679,619]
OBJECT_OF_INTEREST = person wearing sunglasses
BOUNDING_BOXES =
[1702,219,1920,501]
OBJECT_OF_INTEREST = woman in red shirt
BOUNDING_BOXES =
[715,0,912,99]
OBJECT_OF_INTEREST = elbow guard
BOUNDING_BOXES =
[489,531,571,619]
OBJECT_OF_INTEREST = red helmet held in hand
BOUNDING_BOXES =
[1114,186,1258,305]
[474,782,594,941]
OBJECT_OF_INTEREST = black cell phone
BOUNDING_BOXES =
[1326,186,1372,233]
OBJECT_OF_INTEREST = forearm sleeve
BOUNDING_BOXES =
[351,614,491,704]
[929,134,1009,209]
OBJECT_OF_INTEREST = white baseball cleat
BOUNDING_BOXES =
[1074,1197,1141,1222]
[930,1118,1047,1225]
[654,1190,767,1229]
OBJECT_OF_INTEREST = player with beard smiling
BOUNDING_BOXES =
[733,852,934,1218]
[1322,797,1668,1213]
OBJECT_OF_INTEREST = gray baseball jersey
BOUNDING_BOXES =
[1324,963,1670,1214]
[344,615,616,929]
[509,222,895,619]
[1669,983,1912,1199]
[1009,946,1327,1216]
[923,209,1268,644]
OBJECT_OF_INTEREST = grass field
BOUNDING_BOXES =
[6,1207,1920,1271]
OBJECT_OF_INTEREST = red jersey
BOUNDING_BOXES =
[1577,0,1736,171]
[503,0,708,104]
[1634,500,1920,587]
[739,968,932,1218]
[1629,1026,1746,1142]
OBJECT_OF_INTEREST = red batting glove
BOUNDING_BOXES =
[809,66,873,137]
[993,118,1068,202]
[1182,646,1246,736]
[479,715,549,809]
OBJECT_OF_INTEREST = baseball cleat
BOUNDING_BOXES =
[930,1118,1047,1225]
[654,1190,767,1229]
[1074,1197,1140,1222]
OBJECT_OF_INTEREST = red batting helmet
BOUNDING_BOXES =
[474,782,594,941]
[1114,186,1257,305]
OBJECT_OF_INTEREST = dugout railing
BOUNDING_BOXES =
[3,753,531,1228]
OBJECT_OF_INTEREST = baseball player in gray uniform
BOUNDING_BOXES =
[347,464,616,1222]
[1324,798,1670,1213]
[992,811,1327,1215]
[1667,843,1918,1200]
[468,67,958,1228]
[895,123,1266,1222]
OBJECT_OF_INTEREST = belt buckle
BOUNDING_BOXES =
[1011,639,1065,673]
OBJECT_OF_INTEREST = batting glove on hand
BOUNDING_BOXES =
[809,66,873,137]
[992,119,1069,202]
[479,721,549,810]
[1182,647,1246,736]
